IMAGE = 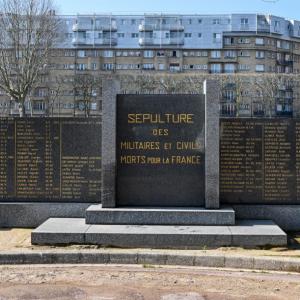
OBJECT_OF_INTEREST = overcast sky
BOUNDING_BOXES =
[57,0,300,19]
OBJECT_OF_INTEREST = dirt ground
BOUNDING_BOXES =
[1,228,300,259]
[0,264,300,300]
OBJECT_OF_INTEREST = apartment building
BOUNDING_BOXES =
[1,13,300,117]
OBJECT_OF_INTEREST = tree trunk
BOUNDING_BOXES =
[18,102,25,117]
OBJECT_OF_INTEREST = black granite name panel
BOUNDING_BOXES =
[220,118,299,204]
[0,118,101,202]
[117,94,205,207]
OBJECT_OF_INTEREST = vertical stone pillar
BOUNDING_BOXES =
[204,80,220,209]
[101,78,120,208]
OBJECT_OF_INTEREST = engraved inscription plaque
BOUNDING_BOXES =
[0,118,101,202]
[220,118,298,204]
[117,94,205,207]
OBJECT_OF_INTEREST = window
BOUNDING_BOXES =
[198,33,202,38]
[277,40,282,48]
[158,63,165,70]
[213,18,220,25]
[165,32,170,38]
[256,38,264,45]
[198,19,202,24]
[238,64,250,71]
[171,50,179,57]
[238,37,250,44]
[91,63,97,70]
[213,33,222,41]
[77,50,86,58]
[103,50,114,57]
[131,33,139,38]
[256,64,265,72]
[91,103,97,110]
[275,20,280,30]
[256,51,265,59]
[77,63,87,71]
[211,50,221,58]
[131,19,136,25]
[157,50,165,57]
[169,63,181,72]
[241,18,249,25]
[64,50,75,57]
[210,64,221,73]
[118,33,125,38]
[224,64,235,73]
[102,63,115,70]
[188,19,192,25]
[224,50,236,58]
[33,101,45,111]
[144,50,154,58]
[224,37,234,45]
[143,63,154,70]
[238,50,250,57]
[184,33,192,38]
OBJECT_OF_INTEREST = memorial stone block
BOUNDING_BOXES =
[116,94,205,207]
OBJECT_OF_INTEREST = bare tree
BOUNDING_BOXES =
[0,0,60,116]
[44,75,64,117]
[72,73,102,117]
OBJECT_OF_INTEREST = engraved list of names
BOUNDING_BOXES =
[220,118,298,204]
[0,118,101,202]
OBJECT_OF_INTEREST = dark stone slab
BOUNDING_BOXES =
[233,204,300,231]
[220,118,300,205]
[0,202,92,228]
[85,204,235,225]
[116,94,205,207]
[0,118,102,203]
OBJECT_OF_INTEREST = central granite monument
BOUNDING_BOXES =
[31,79,287,249]
[101,80,220,209]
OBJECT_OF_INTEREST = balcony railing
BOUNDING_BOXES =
[72,37,117,46]
[72,23,117,32]
[139,24,184,31]
[240,24,250,31]
[257,24,270,32]
[276,59,293,66]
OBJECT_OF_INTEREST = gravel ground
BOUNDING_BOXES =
[0,264,300,300]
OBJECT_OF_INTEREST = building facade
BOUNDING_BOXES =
[1,13,300,117]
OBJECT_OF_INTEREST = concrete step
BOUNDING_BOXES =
[31,218,287,249]
[85,205,235,225]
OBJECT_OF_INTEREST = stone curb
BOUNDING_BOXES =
[0,251,300,273]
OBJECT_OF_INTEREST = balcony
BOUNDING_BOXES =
[240,24,250,31]
[139,24,184,31]
[94,37,117,46]
[257,24,270,32]
[139,37,184,46]
[72,37,87,45]
[276,59,293,66]
[72,37,117,46]
[72,23,117,32]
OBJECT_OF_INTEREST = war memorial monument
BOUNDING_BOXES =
[1,79,295,248]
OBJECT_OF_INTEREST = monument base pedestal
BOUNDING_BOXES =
[86,204,235,225]
[31,218,287,248]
